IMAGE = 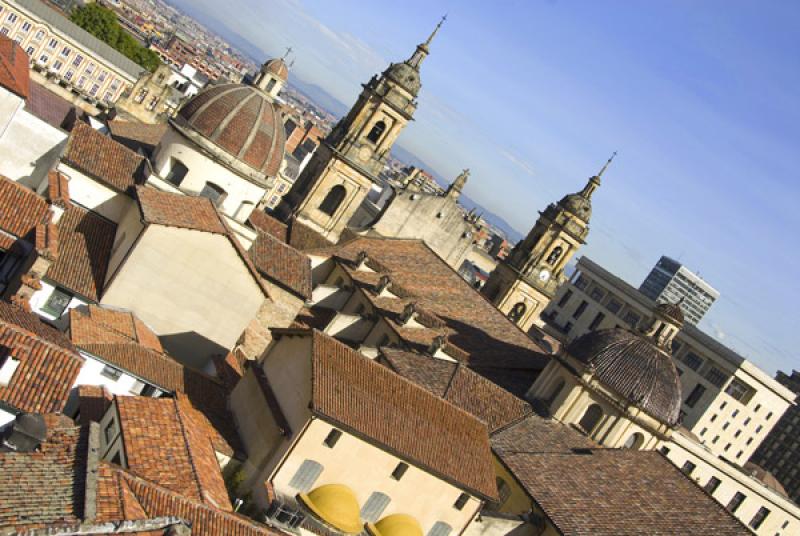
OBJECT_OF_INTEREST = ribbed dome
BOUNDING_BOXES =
[264,58,288,81]
[173,83,285,178]
[298,484,363,534]
[367,514,423,536]
[566,328,682,426]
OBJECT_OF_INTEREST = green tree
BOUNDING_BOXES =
[70,4,160,72]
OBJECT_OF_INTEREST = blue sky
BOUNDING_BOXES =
[174,0,799,375]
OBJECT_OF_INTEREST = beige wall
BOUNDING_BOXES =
[101,225,265,368]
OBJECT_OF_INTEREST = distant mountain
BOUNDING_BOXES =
[288,78,350,117]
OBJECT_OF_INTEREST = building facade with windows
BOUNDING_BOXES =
[750,370,800,505]
[0,0,142,106]
[639,255,719,324]
[230,329,498,536]
[542,256,795,465]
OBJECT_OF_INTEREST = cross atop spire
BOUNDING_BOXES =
[282,46,293,60]
[597,151,617,179]
[425,14,447,47]
[407,15,447,69]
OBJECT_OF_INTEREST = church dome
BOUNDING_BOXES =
[298,484,363,534]
[566,328,682,426]
[173,83,286,179]
[558,193,592,221]
[384,62,421,95]
[263,57,289,82]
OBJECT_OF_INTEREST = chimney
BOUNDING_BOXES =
[0,413,47,453]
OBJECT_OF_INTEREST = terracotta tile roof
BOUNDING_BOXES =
[114,395,233,510]
[248,209,288,242]
[290,306,337,330]
[287,217,335,250]
[107,120,168,154]
[0,35,30,99]
[249,230,312,299]
[0,175,50,249]
[0,301,83,414]
[62,122,147,194]
[95,463,284,535]
[499,448,749,535]
[381,349,533,432]
[311,238,550,395]
[0,418,86,531]
[307,329,497,499]
[45,204,116,301]
[80,304,163,352]
[48,169,71,207]
[136,186,271,298]
[25,81,76,129]
[491,413,597,454]
[69,309,241,457]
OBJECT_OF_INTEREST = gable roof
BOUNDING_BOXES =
[305,329,497,499]
[0,175,50,249]
[69,308,241,457]
[62,122,147,194]
[0,34,30,99]
[0,301,83,414]
[309,237,550,395]
[107,120,168,154]
[500,448,748,535]
[79,304,162,352]
[249,229,312,299]
[113,395,233,511]
[135,186,271,298]
[45,204,116,301]
[248,209,288,242]
[0,416,86,531]
[380,348,533,433]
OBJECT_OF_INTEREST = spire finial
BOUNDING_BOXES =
[425,14,447,47]
[597,151,617,178]
[282,46,293,60]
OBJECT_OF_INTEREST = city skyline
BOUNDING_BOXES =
[171,0,799,375]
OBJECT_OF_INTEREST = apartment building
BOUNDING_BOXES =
[0,0,142,105]
[542,256,795,465]
[640,255,719,324]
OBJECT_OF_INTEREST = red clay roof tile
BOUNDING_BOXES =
[0,35,30,99]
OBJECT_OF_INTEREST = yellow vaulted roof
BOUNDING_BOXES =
[366,514,423,536]
[298,484,363,534]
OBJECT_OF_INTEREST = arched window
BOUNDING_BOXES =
[546,246,563,265]
[623,432,645,450]
[366,120,386,143]
[164,158,188,186]
[288,459,323,492]
[199,182,227,207]
[508,302,526,323]
[545,378,566,409]
[319,185,346,216]
[578,403,603,435]
[234,201,254,222]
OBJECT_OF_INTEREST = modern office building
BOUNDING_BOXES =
[542,256,795,465]
[750,370,800,505]
[639,256,719,324]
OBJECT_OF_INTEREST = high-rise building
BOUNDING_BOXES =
[750,370,800,504]
[639,256,719,324]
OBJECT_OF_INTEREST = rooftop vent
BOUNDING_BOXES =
[0,413,47,453]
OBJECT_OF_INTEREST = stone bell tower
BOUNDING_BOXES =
[279,18,446,242]
[483,154,614,331]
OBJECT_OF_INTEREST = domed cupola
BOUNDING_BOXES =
[566,324,683,427]
[172,82,286,182]
[557,152,615,222]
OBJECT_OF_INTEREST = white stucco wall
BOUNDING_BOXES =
[101,225,265,369]
[56,162,136,223]
[71,352,165,397]
[152,127,267,222]
[0,87,67,189]
[29,279,90,327]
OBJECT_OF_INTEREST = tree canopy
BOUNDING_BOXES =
[70,4,161,72]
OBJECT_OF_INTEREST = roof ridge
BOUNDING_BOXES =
[171,397,207,505]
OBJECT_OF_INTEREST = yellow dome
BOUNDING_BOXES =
[366,514,423,536]
[298,484,363,534]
